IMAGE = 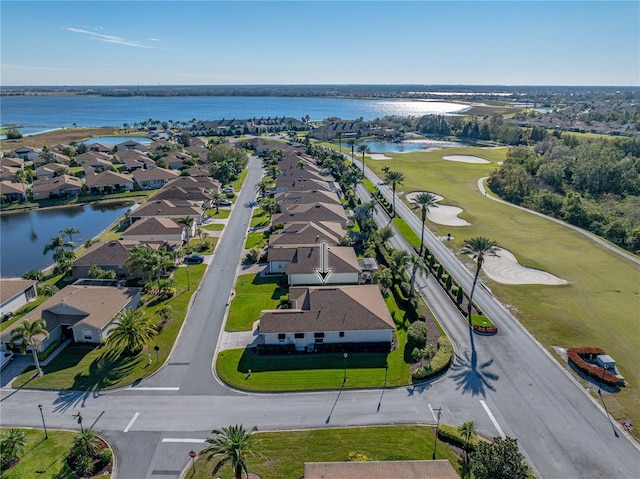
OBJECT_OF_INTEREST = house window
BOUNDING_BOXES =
[278,333,286,341]
[82,329,93,341]
[314,332,324,343]
[339,331,345,338]
[294,333,304,339]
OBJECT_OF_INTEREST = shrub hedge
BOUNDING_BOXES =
[437,424,487,451]
[567,347,619,386]
[411,336,453,380]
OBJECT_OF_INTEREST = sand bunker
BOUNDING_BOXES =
[481,248,568,285]
[406,191,470,227]
[369,153,392,160]
[443,155,490,164]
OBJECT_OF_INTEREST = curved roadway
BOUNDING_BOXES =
[1,155,638,478]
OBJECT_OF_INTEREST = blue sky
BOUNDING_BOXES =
[1,1,638,86]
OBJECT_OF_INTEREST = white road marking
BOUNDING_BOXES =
[480,400,506,438]
[428,403,437,422]
[127,387,180,391]
[162,438,207,443]
[123,412,140,433]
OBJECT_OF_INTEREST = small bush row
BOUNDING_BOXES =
[567,347,619,386]
[411,336,453,380]
[437,424,487,451]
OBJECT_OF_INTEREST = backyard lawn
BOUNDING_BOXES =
[225,273,287,332]
[189,425,462,479]
[367,145,640,431]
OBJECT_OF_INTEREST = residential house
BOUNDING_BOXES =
[127,199,205,224]
[268,221,345,248]
[89,143,113,154]
[274,189,341,211]
[0,279,38,319]
[0,165,19,181]
[267,245,361,285]
[271,202,349,228]
[304,460,459,479]
[183,165,210,177]
[33,151,71,168]
[114,149,150,165]
[76,151,113,167]
[82,159,114,176]
[0,284,141,350]
[34,162,67,180]
[31,175,83,199]
[0,181,27,202]
[121,216,189,242]
[132,167,179,190]
[0,156,25,169]
[84,170,134,194]
[115,140,148,152]
[122,155,156,172]
[259,285,395,350]
[72,240,177,279]
[10,146,40,161]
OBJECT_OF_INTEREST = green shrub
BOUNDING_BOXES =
[438,424,486,451]
[411,347,422,362]
[407,321,428,348]
[412,336,453,380]
[445,274,453,291]
[98,448,113,467]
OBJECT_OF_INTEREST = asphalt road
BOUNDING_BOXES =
[1,154,639,478]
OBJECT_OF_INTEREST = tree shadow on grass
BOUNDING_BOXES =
[53,347,140,413]
[237,349,389,373]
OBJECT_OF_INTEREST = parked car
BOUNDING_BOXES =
[0,351,14,371]
[222,187,234,194]
[217,199,232,206]
[184,254,204,264]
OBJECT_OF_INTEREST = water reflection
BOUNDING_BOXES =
[359,138,464,153]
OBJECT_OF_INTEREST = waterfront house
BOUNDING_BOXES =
[267,245,361,285]
[127,199,205,224]
[0,284,141,350]
[0,181,27,202]
[259,284,394,351]
[85,170,134,194]
[0,279,38,319]
[31,175,83,199]
[121,216,189,242]
[89,143,114,154]
[34,163,68,180]
[115,140,148,152]
[132,167,179,190]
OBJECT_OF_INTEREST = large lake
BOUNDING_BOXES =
[0,96,467,133]
[0,202,133,278]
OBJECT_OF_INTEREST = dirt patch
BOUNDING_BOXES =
[1,127,125,150]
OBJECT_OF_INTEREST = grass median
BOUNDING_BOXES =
[367,145,640,433]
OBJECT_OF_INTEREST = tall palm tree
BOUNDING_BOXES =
[259,198,278,221]
[347,138,357,162]
[127,245,156,288]
[177,216,193,238]
[411,192,439,255]
[407,255,429,299]
[211,192,222,214]
[43,234,75,258]
[336,131,343,154]
[200,424,257,479]
[357,143,370,178]
[460,237,499,323]
[10,319,49,377]
[255,177,274,199]
[384,170,405,217]
[458,420,478,460]
[107,308,157,355]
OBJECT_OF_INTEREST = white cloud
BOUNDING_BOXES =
[65,27,154,49]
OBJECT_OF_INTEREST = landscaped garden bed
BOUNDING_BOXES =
[567,347,621,387]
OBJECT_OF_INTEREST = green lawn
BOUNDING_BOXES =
[201,223,225,231]
[250,209,270,228]
[190,426,462,479]
[225,273,287,332]
[188,236,218,254]
[366,145,640,430]
[13,265,206,390]
[392,216,422,249]
[0,427,112,479]
[205,208,231,219]
[217,290,416,392]
[244,231,266,249]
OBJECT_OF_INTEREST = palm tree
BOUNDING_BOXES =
[0,428,27,466]
[373,267,393,295]
[255,177,274,199]
[411,192,439,255]
[336,131,343,155]
[178,216,193,238]
[71,428,101,459]
[458,420,478,460]
[127,245,156,287]
[200,424,257,479]
[259,198,278,221]
[347,138,357,162]
[157,304,174,325]
[296,159,306,170]
[384,170,405,217]
[407,255,429,299]
[460,237,499,323]
[10,319,49,377]
[357,143,370,178]
[211,192,222,214]
[107,308,157,355]
[43,234,75,258]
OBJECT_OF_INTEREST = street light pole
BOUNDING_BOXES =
[74,412,84,433]
[186,264,190,290]
[432,407,442,460]
[343,352,348,384]
[38,404,48,439]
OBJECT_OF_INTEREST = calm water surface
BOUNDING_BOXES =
[0,202,133,278]
[0,96,466,132]
[85,136,154,146]
[360,138,465,153]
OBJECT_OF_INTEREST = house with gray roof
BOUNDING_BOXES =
[259,285,394,351]
[132,167,179,190]
[268,221,345,248]
[84,170,134,194]
[127,199,204,224]
[31,175,82,199]
[122,216,189,242]
[272,202,349,228]
[0,279,37,319]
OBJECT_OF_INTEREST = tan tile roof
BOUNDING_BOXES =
[73,240,140,266]
[272,202,347,226]
[163,176,221,191]
[31,175,82,194]
[268,221,345,247]
[123,217,183,236]
[0,279,37,303]
[0,285,140,337]
[259,285,394,334]
[85,170,134,187]
[304,460,460,479]
[132,167,179,182]
[275,189,341,207]
[0,180,27,195]
[267,246,360,275]
[130,199,203,218]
